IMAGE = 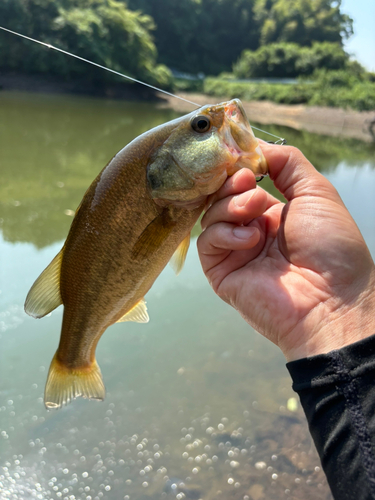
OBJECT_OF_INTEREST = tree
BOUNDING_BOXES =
[253,0,353,47]
[233,41,349,78]
[127,0,259,75]
[0,0,172,87]
[126,0,353,75]
[0,0,355,78]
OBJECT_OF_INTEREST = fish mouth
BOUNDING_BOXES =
[221,99,268,176]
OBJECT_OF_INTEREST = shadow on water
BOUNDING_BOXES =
[1,91,374,500]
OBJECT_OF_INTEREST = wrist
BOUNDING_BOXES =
[281,283,375,362]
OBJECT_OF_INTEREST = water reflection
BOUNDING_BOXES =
[1,91,375,500]
[1,91,374,249]
[0,92,178,247]
[1,235,329,500]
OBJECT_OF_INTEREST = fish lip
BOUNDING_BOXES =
[221,99,268,176]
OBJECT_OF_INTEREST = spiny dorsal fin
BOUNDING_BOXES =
[170,233,190,275]
[44,353,105,409]
[116,299,149,323]
[24,249,63,318]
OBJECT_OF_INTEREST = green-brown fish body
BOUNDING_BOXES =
[25,99,267,409]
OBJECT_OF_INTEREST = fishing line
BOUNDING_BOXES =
[0,25,285,142]
[253,129,286,143]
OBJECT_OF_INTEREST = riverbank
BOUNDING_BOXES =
[0,72,158,100]
[158,92,375,143]
[1,72,374,142]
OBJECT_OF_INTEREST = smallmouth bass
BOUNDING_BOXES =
[24,99,267,409]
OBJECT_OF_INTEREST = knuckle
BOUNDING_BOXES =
[286,145,306,163]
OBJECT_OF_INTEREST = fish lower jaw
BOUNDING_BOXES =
[151,170,228,210]
[223,143,254,173]
[153,195,207,210]
[226,151,268,177]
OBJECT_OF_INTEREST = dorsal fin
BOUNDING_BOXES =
[170,233,190,275]
[116,299,149,323]
[24,249,63,318]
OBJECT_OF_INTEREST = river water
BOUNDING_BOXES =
[0,91,374,500]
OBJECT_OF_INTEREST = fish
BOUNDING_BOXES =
[24,98,267,409]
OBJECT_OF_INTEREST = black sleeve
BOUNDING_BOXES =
[286,334,375,500]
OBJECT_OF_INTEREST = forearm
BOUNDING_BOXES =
[287,334,375,500]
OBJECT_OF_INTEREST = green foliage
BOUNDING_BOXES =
[204,78,314,104]
[203,74,375,111]
[308,70,375,111]
[254,0,353,46]
[0,0,360,89]
[233,42,349,78]
[173,78,204,93]
[126,0,353,75]
[127,0,260,75]
[0,0,172,88]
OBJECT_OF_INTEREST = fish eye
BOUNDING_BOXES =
[191,115,211,133]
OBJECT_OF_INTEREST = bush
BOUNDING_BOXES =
[204,78,314,105]
[203,74,375,111]
[308,70,375,111]
[233,42,349,79]
[173,78,204,93]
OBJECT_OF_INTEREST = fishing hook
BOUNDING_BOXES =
[256,138,287,182]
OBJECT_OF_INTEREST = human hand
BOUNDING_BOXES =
[197,144,375,361]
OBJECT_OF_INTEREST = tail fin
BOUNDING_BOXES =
[44,353,105,409]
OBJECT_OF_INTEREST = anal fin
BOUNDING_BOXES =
[116,299,149,323]
[24,249,63,318]
[170,233,190,275]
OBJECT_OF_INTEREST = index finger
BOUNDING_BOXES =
[206,168,257,210]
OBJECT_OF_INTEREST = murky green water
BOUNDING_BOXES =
[1,91,374,500]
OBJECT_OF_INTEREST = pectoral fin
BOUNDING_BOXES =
[131,209,176,261]
[116,299,149,323]
[24,249,63,318]
[170,233,190,275]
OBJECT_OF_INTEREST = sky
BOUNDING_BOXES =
[341,0,375,71]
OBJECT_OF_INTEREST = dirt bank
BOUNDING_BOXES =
[158,92,375,143]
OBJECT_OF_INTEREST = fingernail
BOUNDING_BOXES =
[233,226,256,239]
[233,190,255,208]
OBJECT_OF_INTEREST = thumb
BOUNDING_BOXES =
[260,143,342,204]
